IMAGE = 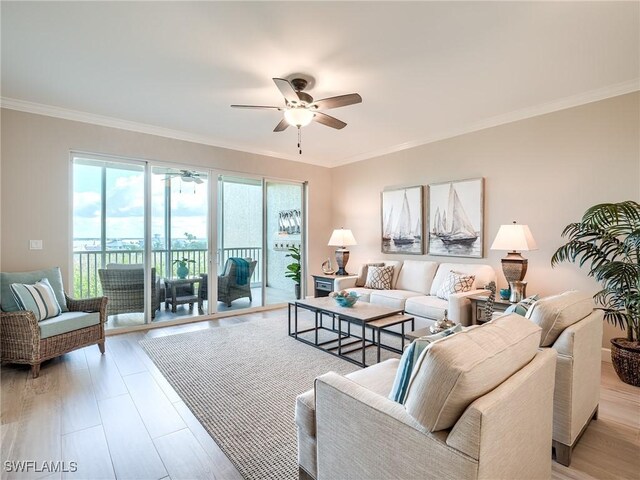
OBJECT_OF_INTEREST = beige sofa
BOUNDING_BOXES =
[296,314,556,480]
[335,260,496,328]
[523,291,603,466]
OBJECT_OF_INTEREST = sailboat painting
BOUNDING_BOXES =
[381,186,424,254]
[428,178,484,258]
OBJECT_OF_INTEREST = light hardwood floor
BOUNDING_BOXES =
[2,309,639,480]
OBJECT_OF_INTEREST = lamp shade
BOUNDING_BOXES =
[284,108,314,127]
[328,229,357,247]
[490,223,538,251]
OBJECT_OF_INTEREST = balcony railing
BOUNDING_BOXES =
[73,247,262,298]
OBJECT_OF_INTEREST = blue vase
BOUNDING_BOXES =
[177,264,189,279]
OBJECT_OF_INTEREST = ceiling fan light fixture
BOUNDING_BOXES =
[284,107,314,127]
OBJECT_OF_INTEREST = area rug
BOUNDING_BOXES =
[139,314,402,480]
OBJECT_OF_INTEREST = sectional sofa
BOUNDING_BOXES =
[335,259,496,329]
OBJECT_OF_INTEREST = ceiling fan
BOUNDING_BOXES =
[231,77,362,154]
[163,170,204,184]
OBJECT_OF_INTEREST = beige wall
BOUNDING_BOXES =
[0,109,333,296]
[330,93,640,348]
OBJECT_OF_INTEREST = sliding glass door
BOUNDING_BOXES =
[73,154,306,328]
[151,167,209,320]
[72,156,149,329]
[265,181,304,305]
[216,175,263,313]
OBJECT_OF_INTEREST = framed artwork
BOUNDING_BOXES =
[427,178,484,258]
[381,186,424,254]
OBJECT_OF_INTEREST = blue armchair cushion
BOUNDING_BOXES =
[38,311,101,339]
[1,267,68,312]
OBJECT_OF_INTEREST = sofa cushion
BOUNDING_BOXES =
[10,278,62,321]
[38,311,101,339]
[430,263,495,297]
[525,291,594,347]
[345,287,374,303]
[389,324,463,403]
[395,260,438,295]
[1,267,68,313]
[436,270,475,300]
[295,358,400,438]
[369,290,423,310]
[355,262,384,287]
[364,265,394,290]
[404,314,541,432]
[405,296,448,320]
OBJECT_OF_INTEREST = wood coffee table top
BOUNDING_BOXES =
[294,297,403,322]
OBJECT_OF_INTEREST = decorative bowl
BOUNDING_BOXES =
[499,288,511,300]
[331,291,359,307]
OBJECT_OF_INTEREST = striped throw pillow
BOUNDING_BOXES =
[505,295,539,316]
[10,278,62,321]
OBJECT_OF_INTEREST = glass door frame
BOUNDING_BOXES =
[212,171,308,312]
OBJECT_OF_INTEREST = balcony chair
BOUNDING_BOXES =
[98,264,160,318]
[200,258,257,307]
[0,267,107,378]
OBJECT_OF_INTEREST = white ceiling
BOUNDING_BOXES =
[2,1,638,168]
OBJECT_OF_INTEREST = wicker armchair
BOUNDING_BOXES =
[213,258,257,307]
[98,266,160,318]
[0,295,107,378]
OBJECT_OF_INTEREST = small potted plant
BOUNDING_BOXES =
[285,245,301,299]
[173,257,196,279]
[552,200,640,386]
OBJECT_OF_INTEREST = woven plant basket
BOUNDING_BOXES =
[610,338,640,387]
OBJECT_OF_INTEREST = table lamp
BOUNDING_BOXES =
[328,228,357,275]
[490,221,538,302]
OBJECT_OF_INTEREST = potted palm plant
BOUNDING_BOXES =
[285,245,302,299]
[552,200,640,386]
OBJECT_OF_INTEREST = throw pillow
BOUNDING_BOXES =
[388,324,463,404]
[436,270,475,300]
[10,278,62,321]
[505,295,539,316]
[364,265,394,290]
[355,262,385,287]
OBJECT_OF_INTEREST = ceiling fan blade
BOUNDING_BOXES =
[230,104,282,110]
[273,78,300,104]
[313,112,347,130]
[273,118,289,132]
[313,93,362,110]
[194,177,204,184]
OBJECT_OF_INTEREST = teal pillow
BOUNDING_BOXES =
[505,295,539,316]
[1,267,68,312]
[10,278,62,321]
[389,324,463,404]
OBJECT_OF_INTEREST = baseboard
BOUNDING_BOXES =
[601,348,612,363]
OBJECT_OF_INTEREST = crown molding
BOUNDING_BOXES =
[3,78,638,169]
[0,97,325,167]
[328,79,640,167]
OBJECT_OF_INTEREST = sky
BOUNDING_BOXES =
[73,163,208,242]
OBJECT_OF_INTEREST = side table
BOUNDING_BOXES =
[164,277,203,314]
[311,273,357,298]
[469,294,514,324]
